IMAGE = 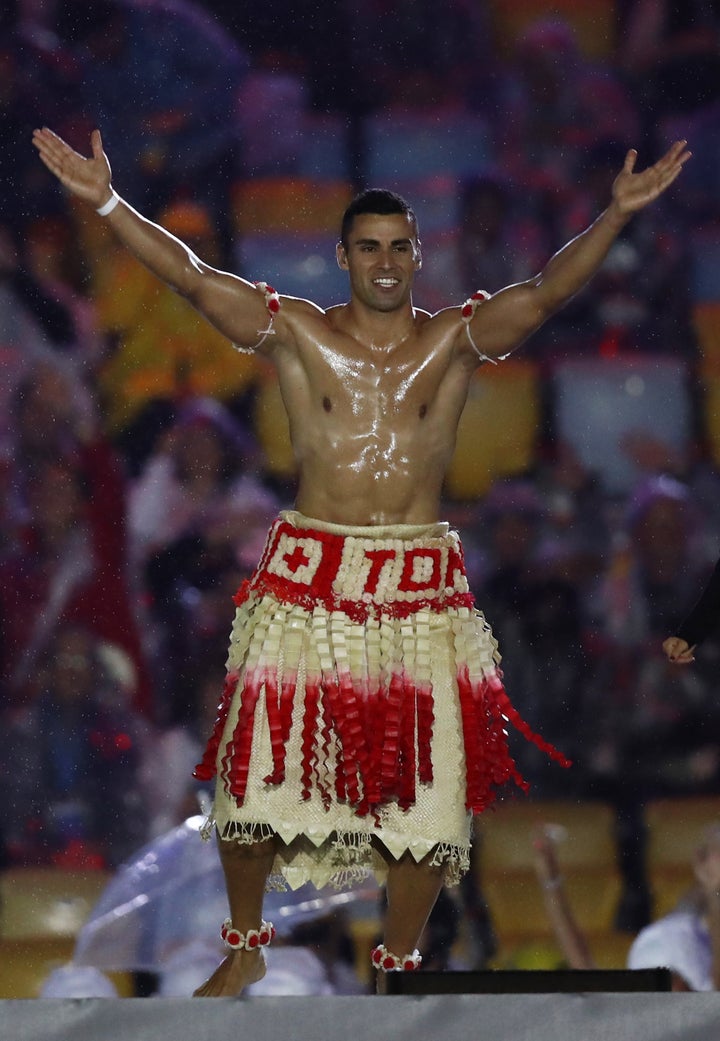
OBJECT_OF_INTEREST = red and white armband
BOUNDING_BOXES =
[460,290,496,364]
[232,281,282,354]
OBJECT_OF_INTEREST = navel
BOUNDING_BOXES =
[322,396,333,413]
[418,403,427,419]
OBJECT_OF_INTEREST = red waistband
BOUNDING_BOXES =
[236,517,476,623]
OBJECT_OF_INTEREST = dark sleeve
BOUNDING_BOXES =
[677,558,720,647]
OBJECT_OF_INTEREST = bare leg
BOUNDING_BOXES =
[376,851,444,993]
[193,833,278,997]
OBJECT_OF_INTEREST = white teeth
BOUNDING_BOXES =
[374,278,398,286]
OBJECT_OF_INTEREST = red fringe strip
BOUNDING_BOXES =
[221,670,262,802]
[456,664,490,812]
[199,664,570,818]
[364,682,384,806]
[379,670,404,803]
[192,670,239,782]
[398,670,417,811]
[300,677,320,802]
[328,669,372,814]
[322,693,342,807]
[494,679,572,771]
[263,672,284,785]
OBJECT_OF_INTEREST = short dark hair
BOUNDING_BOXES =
[340,189,418,247]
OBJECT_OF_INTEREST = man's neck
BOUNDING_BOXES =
[337,299,417,351]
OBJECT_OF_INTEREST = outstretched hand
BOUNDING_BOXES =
[662,636,696,665]
[32,128,113,210]
[611,140,691,218]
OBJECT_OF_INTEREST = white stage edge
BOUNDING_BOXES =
[2,994,720,1041]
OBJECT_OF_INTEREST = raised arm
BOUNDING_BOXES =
[460,140,691,361]
[32,127,286,352]
[532,825,595,971]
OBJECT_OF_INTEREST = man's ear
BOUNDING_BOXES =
[336,241,348,269]
[415,240,423,270]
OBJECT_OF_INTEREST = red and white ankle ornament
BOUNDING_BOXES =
[371,944,422,972]
[221,918,276,951]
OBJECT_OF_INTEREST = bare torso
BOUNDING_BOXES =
[271,302,474,526]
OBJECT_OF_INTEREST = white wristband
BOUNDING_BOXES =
[96,190,120,217]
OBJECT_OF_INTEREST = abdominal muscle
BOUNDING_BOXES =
[293,423,452,526]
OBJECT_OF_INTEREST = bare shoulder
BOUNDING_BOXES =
[323,302,348,326]
[280,294,328,320]
[416,303,464,343]
[274,292,332,343]
[419,302,496,369]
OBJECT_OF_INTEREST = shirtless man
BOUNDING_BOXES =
[33,128,689,996]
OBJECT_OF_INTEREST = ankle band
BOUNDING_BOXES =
[221,918,276,951]
[371,944,422,972]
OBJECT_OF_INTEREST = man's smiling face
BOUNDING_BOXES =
[337,212,422,312]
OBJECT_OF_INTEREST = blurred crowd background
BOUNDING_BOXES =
[2,0,720,955]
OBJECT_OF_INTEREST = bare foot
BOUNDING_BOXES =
[193,949,267,997]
